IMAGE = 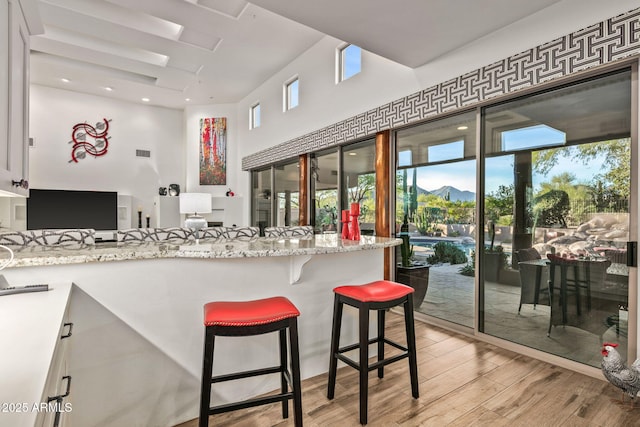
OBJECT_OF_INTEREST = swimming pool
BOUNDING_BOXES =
[409,236,477,257]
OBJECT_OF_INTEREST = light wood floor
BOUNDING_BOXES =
[178,312,639,427]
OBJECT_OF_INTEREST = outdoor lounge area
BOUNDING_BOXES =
[419,262,628,368]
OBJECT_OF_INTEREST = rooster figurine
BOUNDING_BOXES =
[601,342,640,409]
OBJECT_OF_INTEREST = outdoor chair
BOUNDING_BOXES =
[516,248,550,313]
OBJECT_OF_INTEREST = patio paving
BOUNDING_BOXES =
[417,263,627,368]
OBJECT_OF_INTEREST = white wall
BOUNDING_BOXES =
[25,1,640,231]
[235,35,419,156]
[28,85,184,228]
[226,0,640,226]
[183,103,238,195]
[183,36,419,226]
[412,0,640,89]
[236,0,640,160]
[182,103,245,225]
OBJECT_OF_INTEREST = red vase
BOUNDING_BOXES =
[349,205,360,241]
[349,215,360,240]
[341,210,350,239]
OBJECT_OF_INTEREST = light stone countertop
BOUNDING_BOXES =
[0,282,73,427]
[1,234,401,268]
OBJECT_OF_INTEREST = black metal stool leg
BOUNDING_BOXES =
[584,262,592,311]
[289,318,303,427]
[199,327,215,427]
[404,296,419,398]
[200,297,302,425]
[377,309,385,379]
[327,296,343,400]
[573,265,582,315]
[329,283,418,425]
[359,303,370,425]
[279,328,289,419]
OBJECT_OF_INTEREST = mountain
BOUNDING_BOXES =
[427,185,475,202]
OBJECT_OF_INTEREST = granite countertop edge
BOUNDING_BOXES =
[4,236,402,268]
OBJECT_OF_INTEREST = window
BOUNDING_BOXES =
[342,139,376,235]
[274,161,300,226]
[481,69,631,368]
[338,44,361,82]
[250,103,260,129]
[427,140,464,162]
[311,149,338,234]
[251,168,273,234]
[395,111,477,327]
[501,125,565,152]
[251,160,301,232]
[284,78,299,111]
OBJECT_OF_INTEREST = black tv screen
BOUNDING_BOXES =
[27,189,118,231]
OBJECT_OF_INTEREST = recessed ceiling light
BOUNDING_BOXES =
[185,98,191,102]
[457,125,468,130]
[141,97,150,102]
[61,78,70,83]
[348,152,357,156]
[105,87,113,92]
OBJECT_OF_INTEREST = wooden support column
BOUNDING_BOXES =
[299,154,309,226]
[512,152,532,268]
[375,130,392,279]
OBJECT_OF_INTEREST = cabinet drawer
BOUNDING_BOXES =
[37,305,73,427]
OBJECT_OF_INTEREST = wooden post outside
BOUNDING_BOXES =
[375,130,392,279]
[299,154,308,226]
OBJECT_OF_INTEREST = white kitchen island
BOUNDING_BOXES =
[0,234,399,427]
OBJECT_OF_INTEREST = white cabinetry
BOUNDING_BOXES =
[0,281,73,427]
[211,196,243,226]
[40,305,73,427]
[155,196,181,227]
[0,0,41,196]
[117,194,133,229]
[153,196,244,228]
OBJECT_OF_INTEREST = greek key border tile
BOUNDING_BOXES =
[242,8,640,170]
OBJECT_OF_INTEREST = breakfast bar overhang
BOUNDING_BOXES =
[1,235,399,427]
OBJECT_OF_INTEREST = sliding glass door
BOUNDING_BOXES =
[342,139,376,235]
[251,167,272,234]
[274,160,300,227]
[395,111,477,325]
[481,69,632,367]
[311,149,339,234]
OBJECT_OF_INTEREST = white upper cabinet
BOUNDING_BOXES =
[0,0,41,196]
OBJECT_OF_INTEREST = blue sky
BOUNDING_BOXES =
[412,124,608,194]
[343,45,361,80]
[414,153,606,194]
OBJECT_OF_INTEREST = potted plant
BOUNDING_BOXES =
[484,221,507,282]
[396,231,430,309]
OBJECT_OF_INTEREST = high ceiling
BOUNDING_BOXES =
[30,0,564,110]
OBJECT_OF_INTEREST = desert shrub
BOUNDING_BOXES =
[427,242,467,265]
[459,263,475,276]
[533,190,570,227]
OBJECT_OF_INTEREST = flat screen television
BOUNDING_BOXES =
[27,189,118,231]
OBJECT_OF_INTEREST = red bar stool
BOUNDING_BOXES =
[327,280,419,425]
[199,296,303,427]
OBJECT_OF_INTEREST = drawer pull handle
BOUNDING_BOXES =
[61,322,73,339]
[47,376,71,427]
[48,375,72,401]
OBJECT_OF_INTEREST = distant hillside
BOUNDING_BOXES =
[427,185,475,202]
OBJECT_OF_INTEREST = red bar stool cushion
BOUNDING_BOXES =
[204,296,300,327]
[334,280,414,302]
